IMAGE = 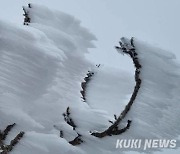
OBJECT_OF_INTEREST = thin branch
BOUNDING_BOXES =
[69,134,83,146]
[60,130,63,138]
[63,107,76,130]
[91,37,142,138]
[6,132,25,152]
[61,107,83,145]
[0,123,16,141]
[23,4,31,25]
[0,124,24,154]
[80,71,94,102]
[28,3,31,8]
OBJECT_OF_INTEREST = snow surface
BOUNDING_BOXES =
[0,4,180,154]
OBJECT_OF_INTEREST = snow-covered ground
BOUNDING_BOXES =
[0,4,180,154]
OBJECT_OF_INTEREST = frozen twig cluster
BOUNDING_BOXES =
[23,3,31,25]
[0,123,24,154]
[61,107,83,146]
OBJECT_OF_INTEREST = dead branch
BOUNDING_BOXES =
[23,4,31,25]
[63,107,76,130]
[28,3,31,8]
[6,132,25,152]
[0,124,24,154]
[60,130,63,138]
[69,134,83,146]
[80,71,94,102]
[91,37,142,138]
[0,123,16,142]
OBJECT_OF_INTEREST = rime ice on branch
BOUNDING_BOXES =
[80,71,94,102]
[91,37,142,138]
[61,107,83,146]
[0,123,25,153]
[23,3,31,25]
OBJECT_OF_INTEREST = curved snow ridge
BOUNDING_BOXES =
[24,3,96,54]
[0,21,62,129]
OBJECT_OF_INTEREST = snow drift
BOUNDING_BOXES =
[0,3,180,154]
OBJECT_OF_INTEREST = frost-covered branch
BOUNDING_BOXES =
[81,65,101,102]
[23,3,31,25]
[0,123,16,143]
[61,107,83,146]
[0,124,24,153]
[62,107,76,130]
[91,37,142,138]
[68,133,83,146]
[80,71,94,102]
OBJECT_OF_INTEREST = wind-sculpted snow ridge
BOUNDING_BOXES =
[0,3,180,154]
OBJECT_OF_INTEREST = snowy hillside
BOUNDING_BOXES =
[0,4,180,154]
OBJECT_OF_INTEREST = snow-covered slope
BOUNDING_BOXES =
[0,4,180,154]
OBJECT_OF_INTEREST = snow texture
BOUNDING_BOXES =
[0,4,180,154]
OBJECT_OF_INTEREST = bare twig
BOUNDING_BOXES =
[63,107,76,130]
[0,124,24,154]
[69,134,83,146]
[23,4,31,25]
[28,3,31,8]
[60,130,63,138]
[6,132,25,152]
[81,71,94,102]
[0,123,16,142]
[61,107,83,145]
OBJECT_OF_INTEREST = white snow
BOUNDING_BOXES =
[0,4,180,154]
